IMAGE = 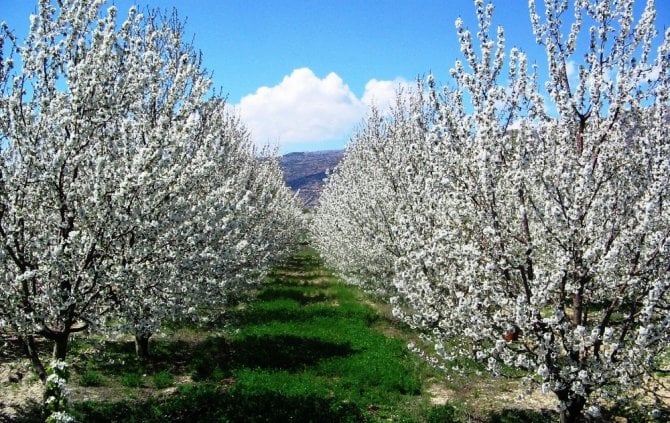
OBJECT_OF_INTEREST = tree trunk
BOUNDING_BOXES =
[135,333,151,359]
[572,272,589,326]
[52,332,69,360]
[558,396,586,423]
[573,291,583,325]
[20,335,47,382]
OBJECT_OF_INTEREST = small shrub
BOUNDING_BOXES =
[44,360,75,423]
[426,403,461,423]
[79,369,104,387]
[120,373,144,388]
[152,371,174,389]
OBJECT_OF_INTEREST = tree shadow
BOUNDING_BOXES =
[76,333,354,381]
[229,334,354,371]
[229,306,304,326]
[217,389,365,423]
[256,286,329,305]
[136,333,353,382]
[87,337,228,378]
[488,408,557,423]
[190,336,231,381]
[73,384,365,423]
[0,399,42,423]
[0,335,51,365]
[268,250,325,278]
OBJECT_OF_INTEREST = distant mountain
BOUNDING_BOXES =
[279,150,344,207]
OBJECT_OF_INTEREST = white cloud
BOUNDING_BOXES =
[236,67,409,152]
[361,78,412,113]
[237,68,364,151]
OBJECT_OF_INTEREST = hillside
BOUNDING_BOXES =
[279,150,344,207]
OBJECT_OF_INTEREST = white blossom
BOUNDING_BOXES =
[313,0,670,420]
[0,0,303,374]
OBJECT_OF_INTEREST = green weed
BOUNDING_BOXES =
[151,370,174,389]
[79,368,105,387]
[120,372,144,388]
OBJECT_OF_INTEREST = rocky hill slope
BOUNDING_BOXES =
[279,150,344,207]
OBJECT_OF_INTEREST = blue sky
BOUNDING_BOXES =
[2,1,669,153]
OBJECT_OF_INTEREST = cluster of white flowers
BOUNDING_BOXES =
[313,0,669,421]
[0,0,303,375]
[44,360,74,422]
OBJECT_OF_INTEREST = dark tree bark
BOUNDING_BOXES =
[556,389,587,423]
[135,333,151,359]
[20,335,47,382]
[52,332,69,360]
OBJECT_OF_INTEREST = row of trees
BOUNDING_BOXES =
[313,0,669,421]
[0,0,303,380]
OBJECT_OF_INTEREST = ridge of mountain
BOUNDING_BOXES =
[279,150,344,207]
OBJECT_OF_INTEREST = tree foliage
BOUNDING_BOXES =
[0,0,302,377]
[313,0,670,420]
[313,88,436,294]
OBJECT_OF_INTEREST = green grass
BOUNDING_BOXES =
[78,368,105,387]
[119,372,144,388]
[65,248,442,421]
[10,247,564,422]
[151,371,174,389]
[198,251,429,420]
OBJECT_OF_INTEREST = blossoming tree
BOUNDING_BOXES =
[0,0,302,377]
[313,90,436,294]
[314,0,669,420]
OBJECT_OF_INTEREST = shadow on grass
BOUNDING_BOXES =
[256,286,329,305]
[0,336,51,365]
[89,338,207,376]
[73,384,365,423]
[232,301,378,327]
[488,408,557,423]
[190,333,354,380]
[188,336,231,381]
[73,331,354,381]
[266,271,329,285]
[269,249,325,276]
[0,399,43,423]
[229,334,354,371]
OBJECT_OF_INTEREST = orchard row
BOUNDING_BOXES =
[0,1,303,383]
[313,1,670,421]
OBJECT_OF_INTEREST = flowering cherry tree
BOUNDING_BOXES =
[0,0,302,376]
[313,90,435,294]
[109,95,302,358]
[314,0,669,420]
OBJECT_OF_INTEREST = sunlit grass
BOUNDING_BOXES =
[8,247,560,422]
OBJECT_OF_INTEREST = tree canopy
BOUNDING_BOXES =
[313,0,670,421]
[0,0,302,379]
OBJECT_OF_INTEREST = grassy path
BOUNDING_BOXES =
[207,248,436,421]
[3,248,555,422]
[66,248,449,422]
